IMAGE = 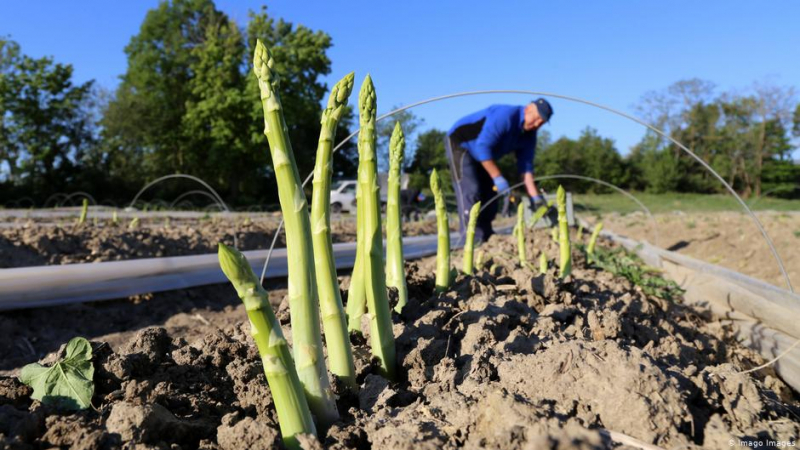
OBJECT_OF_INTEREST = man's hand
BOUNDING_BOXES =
[492,175,510,194]
[530,194,545,211]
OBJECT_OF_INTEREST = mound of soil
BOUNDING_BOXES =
[1,230,797,449]
[0,217,453,269]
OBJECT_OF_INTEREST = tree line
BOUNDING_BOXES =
[2,0,799,208]
[1,1,357,208]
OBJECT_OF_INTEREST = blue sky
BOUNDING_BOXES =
[2,1,798,156]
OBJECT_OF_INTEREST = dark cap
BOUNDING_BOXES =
[532,98,553,123]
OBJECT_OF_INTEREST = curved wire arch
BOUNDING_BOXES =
[43,193,69,208]
[58,192,97,207]
[8,196,36,208]
[170,190,225,210]
[474,174,660,246]
[259,89,793,292]
[128,174,231,213]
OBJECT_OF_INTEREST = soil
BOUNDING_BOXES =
[0,217,453,269]
[1,230,798,449]
[596,211,800,290]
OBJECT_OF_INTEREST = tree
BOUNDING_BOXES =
[100,0,231,199]
[100,2,341,204]
[633,78,797,197]
[244,7,336,184]
[0,37,95,200]
[535,128,626,193]
[407,129,450,192]
[375,108,423,172]
[793,103,800,138]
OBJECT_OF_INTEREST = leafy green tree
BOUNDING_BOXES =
[0,37,95,200]
[535,128,626,193]
[182,16,254,198]
[100,0,229,198]
[100,2,344,204]
[244,7,341,184]
[375,108,423,172]
[407,129,450,192]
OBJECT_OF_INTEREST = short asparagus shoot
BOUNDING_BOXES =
[515,202,527,266]
[386,122,409,313]
[431,169,451,292]
[310,72,357,389]
[254,39,339,425]
[539,252,548,275]
[475,250,484,270]
[588,222,604,255]
[462,201,481,275]
[357,75,397,380]
[557,185,571,278]
[78,199,88,225]
[218,244,316,449]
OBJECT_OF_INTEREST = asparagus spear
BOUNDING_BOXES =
[516,202,527,266]
[588,222,604,255]
[539,252,548,275]
[557,185,571,278]
[254,40,339,426]
[357,75,396,380]
[218,244,316,449]
[346,168,367,333]
[310,72,357,389]
[78,198,88,225]
[386,122,409,313]
[346,236,366,333]
[462,201,481,275]
[431,169,451,292]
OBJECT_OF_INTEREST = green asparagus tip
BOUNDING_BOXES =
[253,40,269,79]
[218,243,256,298]
[389,122,405,164]
[430,168,440,191]
[359,74,376,123]
[557,185,566,204]
[326,72,355,122]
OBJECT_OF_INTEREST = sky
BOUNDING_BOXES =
[2,0,799,156]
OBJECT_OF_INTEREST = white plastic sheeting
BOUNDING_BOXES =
[0,231,465,311]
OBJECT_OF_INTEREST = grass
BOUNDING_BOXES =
[572,192,800,216]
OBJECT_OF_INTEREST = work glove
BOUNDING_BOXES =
[530,194,546,212]
[492,175,510,195]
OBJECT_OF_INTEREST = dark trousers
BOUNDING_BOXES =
[445,137,498,242]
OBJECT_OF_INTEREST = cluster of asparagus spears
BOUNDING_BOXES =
[510,185,603,278]
[216,40,424,448]
[216,40,603,449]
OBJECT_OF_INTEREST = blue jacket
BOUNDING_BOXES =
[448,104,537,174]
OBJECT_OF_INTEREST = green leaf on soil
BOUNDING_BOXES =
[19,336,94,410]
